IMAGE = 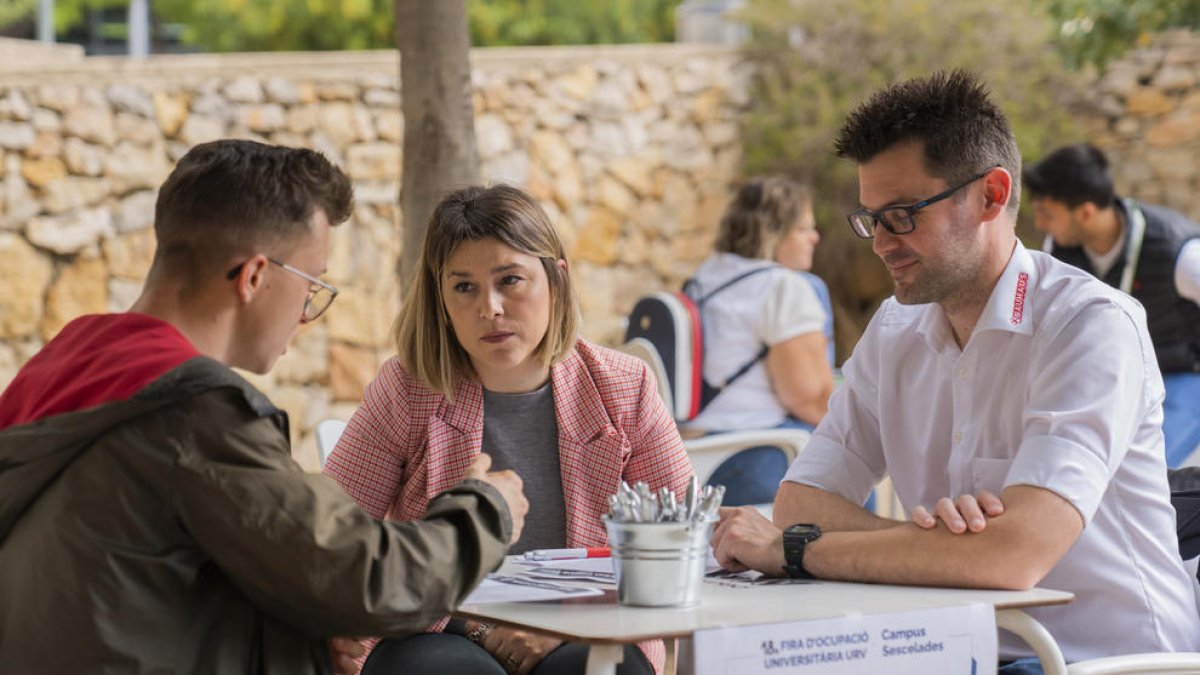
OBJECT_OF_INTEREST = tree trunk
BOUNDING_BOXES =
[395,0,480,285]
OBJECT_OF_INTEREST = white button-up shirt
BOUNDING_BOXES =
[785,244,1200,660]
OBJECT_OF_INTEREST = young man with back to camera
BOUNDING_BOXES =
[710,71,1200,673]
[0,139,528,674]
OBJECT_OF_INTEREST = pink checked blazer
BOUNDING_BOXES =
[324,339,693,673]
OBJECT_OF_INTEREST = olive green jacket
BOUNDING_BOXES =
[0,357,511,674]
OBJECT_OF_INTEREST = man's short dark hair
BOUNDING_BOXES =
[834,70,1021,214]
[1022,143,1115,209]
[151,139,353,283]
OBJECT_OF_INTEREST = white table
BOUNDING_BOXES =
[456,570,1073,675]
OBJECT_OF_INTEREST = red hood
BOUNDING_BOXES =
[0,313,199,430]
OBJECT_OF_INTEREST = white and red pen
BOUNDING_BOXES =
[523,547,611,561]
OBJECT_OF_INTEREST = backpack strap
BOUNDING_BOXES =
[686,265,780,409]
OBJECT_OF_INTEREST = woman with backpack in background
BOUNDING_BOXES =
[686,175,835,506]
[324,184,692,675]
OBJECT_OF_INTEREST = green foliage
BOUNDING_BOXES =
[1041,0,1200,68]
[24,0,680,52]
[739,0,1081,247]
[0,0,36,27]
[469,0,680,46]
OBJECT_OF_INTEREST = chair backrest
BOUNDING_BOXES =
[315,419,348,468]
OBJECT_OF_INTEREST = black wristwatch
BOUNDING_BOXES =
[782,523,822,579]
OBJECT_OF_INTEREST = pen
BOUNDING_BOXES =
[523,547,611,561]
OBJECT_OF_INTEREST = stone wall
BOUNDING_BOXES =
[0,44,747,469]
[1078,30,1200,220]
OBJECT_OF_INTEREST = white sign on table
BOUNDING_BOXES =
[693,603,997,675]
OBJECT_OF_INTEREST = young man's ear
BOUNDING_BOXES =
[1073,202,1100,227]
[233,255,270,304]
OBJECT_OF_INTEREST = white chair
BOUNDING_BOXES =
[315,419,347,468]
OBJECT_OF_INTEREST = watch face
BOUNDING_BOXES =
[785,523,821,542]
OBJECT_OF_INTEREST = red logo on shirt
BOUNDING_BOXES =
[1010,272,1029,325]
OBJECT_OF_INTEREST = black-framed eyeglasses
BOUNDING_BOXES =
[226,258,339,323]
[846,166,998,240]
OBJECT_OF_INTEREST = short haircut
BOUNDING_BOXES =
[834,70,1021,215]
[1023,143,1115,209]
[714,176,812,260]
[394,185,580,398]
[151,139,353,285]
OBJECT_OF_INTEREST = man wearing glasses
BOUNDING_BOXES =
[0,139,528,674]
[711,71,1200,670]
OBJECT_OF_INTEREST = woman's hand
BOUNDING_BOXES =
[911,491,1004,534]
[469,621,563,675]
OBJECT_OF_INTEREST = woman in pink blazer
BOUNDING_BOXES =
[325,185,692,675]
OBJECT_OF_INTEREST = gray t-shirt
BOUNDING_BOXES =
[482,381,565,554]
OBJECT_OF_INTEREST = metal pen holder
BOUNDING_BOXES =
[603,516,716,607]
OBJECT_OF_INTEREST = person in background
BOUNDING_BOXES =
[324,184,693,675]
[710,71,1200,673]
[686,176,835,506]
[0,139,527,675]
[1024,143,1200,467]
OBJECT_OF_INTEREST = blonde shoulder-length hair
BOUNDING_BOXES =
[393,184,581,398]
[713,175,811,260]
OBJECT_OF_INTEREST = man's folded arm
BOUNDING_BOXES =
[798,484,1083,590]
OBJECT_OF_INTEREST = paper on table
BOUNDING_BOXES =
[462,574,604,605]
[521,556,616,581]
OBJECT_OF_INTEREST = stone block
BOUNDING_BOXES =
[103,142,170,192]
[116,112,162,146]
[346,142,400,181]
[318,103,362,146]
[329,341,379,401]
[180,114,226,146]
[41,255,109,341]
[35,84,79,112]
[27,131,62,159]
[286,105,319,134]
[482,150,530,187]
[224,76,264,104]
[1125,87,1174,117]
[476,113,513,160]
[31,108,60,133]
[237,104,286,133]
[0,233,53,338]
[1153,65,1196,91]
[364,88,400,108]
[532,130,573,173]
[264,77,302,105]
[0,122,34,150]
[1146,112,1200,146]
[595,175,636,217]
[107,84,155,118]
[63,137,105,176]
[315,81,359,101]
[374,108,403,141]
[572,206,621,265]
[27,207,114,254]
[326,289,391,347]
[559,65,598,101]
[153,91,190,137]
[42,176,111,213]
[103,228,156,280]
[0,90,31,121]
[21,156,66,188]
[607,157,654,197]
[64,105,116,146]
